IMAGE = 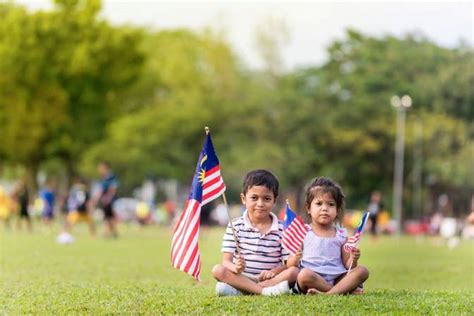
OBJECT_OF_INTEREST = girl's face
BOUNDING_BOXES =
[307,191,338,227]
[241,185,276,222]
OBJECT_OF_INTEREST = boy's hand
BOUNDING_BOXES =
[351,248,361,260]
[258,270,276,281]
[234,254,246,274]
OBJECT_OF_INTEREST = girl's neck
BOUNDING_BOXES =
[311,222,336,237]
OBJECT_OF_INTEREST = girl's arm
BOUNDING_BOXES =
[341,245,360,269]
[286,250,302,268]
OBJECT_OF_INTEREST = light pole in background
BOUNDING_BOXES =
[391,95,412,235]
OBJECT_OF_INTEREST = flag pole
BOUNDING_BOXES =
[205,127,241,255]
[221,192,241,256]
[346,255,354,275]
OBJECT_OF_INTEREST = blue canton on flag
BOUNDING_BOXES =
[344,212,370,253]
[282,202,310,255]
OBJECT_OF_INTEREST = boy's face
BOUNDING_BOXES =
[307,191,338,226]
[241,185,276,222]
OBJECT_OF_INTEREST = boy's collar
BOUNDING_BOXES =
[243,210,279,232]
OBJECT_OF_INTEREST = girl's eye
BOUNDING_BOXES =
[329,203,336,207]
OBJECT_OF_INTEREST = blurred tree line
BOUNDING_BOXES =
[0,0,472,217]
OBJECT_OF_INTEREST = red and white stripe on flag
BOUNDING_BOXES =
[201,165,225,205]
[282,218,310,255]
[171,165,225,280]
[171,199,202,280]
[343,232,361,253]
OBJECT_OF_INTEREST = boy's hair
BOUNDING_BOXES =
[242,169,279,198]
[304,177,345,224]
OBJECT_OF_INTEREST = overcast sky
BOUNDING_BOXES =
[14,1,474,70]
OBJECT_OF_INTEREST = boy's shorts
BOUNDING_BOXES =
[242,273,259,282]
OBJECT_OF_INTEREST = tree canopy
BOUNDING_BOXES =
[0,1,472,216]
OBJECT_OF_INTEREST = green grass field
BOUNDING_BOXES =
[1,224,473,315]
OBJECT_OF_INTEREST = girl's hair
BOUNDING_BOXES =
[304,177,346,224]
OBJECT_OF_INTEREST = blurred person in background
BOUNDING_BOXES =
[0,185,15,229]
[64,176,95,236]
[461,196,474,240]
[96,161,119,238]
[12,179,32,232]
[40,179,56,225]
[367,191,384,236]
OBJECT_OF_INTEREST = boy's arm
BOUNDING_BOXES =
[258,265,286,281]
[222,252,245,274]
[270,265,286,274]
[259,249,300,280]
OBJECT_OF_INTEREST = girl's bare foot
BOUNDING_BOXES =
[306,288,323,295]
[351,286,364,295]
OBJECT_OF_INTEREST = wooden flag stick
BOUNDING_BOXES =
[204,126,240,255]
[222,192,241,255]
[346,254,354,275]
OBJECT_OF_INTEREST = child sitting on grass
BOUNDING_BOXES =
[288,177,369,294]
[212,169,299,296]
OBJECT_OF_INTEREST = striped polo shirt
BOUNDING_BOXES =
[221,210,290,276]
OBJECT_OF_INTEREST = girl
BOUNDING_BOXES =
[288,177,369,294]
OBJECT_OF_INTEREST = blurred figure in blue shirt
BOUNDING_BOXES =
[96,161,119,238]
[40,179,56,225]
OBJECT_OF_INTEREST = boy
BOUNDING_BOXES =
[212,169,299,296]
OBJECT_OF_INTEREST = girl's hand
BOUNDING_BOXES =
[234,254,246,274]
[286,249,303,267]
[351,248,361,260]
[258,270,276,281]
[295,249,303,262]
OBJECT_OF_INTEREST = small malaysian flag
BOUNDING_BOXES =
[282,202,310,255]
[344,212,370,253]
